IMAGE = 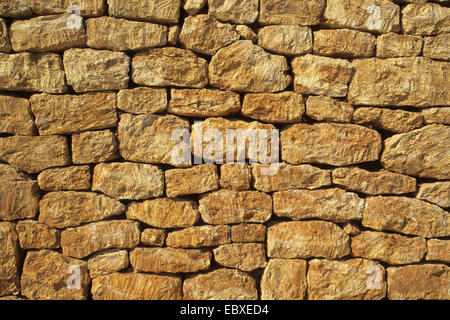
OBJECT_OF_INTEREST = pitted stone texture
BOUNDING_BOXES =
[141,228,166,247]
[387,264,450,300]
[10,14,86,52]
[252,163,331,193]
[88,250,129,279]
[351,231,427,265]
[313,29,376,58]
[220,163,251,191]
[92,273,182,300]
[422,108,450,125]
[179,15,239,55]
[402,3,450,36]
[332,167,416,195]
[118,113,190,166]
[353,107,423,133]
[208,0,259,24]
[31,93,117,135]
[92,162,164,200]
[0,52,66,93]
[259,0,325,26]
[64,49,129,92]
[127,198,199,229]
[0,222,20,297]
[132,47,208,88]
[281,123,382,166]
[72,129,119,164]
[308,259,386,300]
[323,0,401,33]
[165,165,219,198]
[236,25,257,42]
[0,0,32,18]
[267,221,350,259]
[231,224,266,243]
[258,25,312,56]
[376,33,423,58]
[209,40,291,93]
[417,182,450,208]
[381,125,450,179]
[29,0,105,16]
[199,190,272,225]
[61,220,140,259]
[107,0,181,24]
[166,225,231,248]
[130,247,211,273]
[242,92,305,123]
[183,269,258,300]
[343,223,361,236]
[87,16,167,51]
[0,95,34,136]
[183,0,206,15]
[37,166,91,191]
[21,250,90,300]
[306,96,354,123]
[292,54,354,97]
[362,196,450,238]
[0,19,10,52]
[213,243,267,271]
[261,259,307,300]
[348,58,449,107]
[16,220,60,250]
[0,135,70,174]
[423,33,450,60]
[118,87,167,115]
[426,239,450,263]
[273,188,365,222]
[39,191,125,229]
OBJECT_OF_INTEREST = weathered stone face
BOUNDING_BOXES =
[92,272,182,300]
[64,49,130,92]
[213,243,267,271]
[29,0,105,16]
[258,25,312,56]
[10,14,86,52]
[426,239,450,263]
[292,54,354,97]
[16,220,60,250]
[92,162,164,200]
[88,250,129,279]
[72,130,119,164]
[199,190,272,225]
[37,166,91,191]
[209,40,291,93]
[362,196,450,238]
[353,107,423,133]
[402,3,450,36]
[219,163,251,191]
[165,165,219,197]
[306,96,354,123]
[273,188,365,222]
[267,221,350,259]
[183,269,258,300]
[236,25,257,42]
[307,259,386,300]
[351,231,427,265]
[231,224,266,243]
[261,259,307,300]
[0,95,34,135]
[0,52,67,93]
[141,229,165,247]
[127,198,199,229]
[0,0,32,18]
[423,33,450,61]
[0,18,9,53]
[259,0,325,26]
[132,47,208,88]
[381,125,450,179]
[166,225,231,248]
[417,182,450,208]
[376,33,423,58]
[422,108,450,125]
[118,87,167,114]
[86,17,167,51]
[281,123,382,166]
[313,29,376,58]
[183,0,206,15]
[61,220,140,259]
[107,0,181,23]
[39,191,125,229]
[348,58,449,107]
[0,222,20,297]
[31,93,117,135]
[21,250,90,300]
[387,265,450,300]
[208,0,259,24]
[130,247,211,274]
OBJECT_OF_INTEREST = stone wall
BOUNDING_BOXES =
[0,0,449,300]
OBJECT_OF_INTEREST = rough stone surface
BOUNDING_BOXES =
[31,93,117,135]
[236,25,257,42]
[259,0,326,26]
[86,16,167,51]
[242,92,305,123]
[183,268,258,300]
[306,95,354,123]
[107,0,181,24]
[417,182,450,208]
[387,264,450,300]
[209,40,291,93]
[16,220,60,250]
[362,196,450,238]
[332,167,416,195]
[21,250,90,300]
[0,222,20,297]
[292,54,354,97]
[351,231,427,265]
[72,130,119,164]
[422,108,450,125]
[426,239,450,263]
[165,165,219,197]
[141,229,166,247]
[219,163,251,191]
[353,107,423,133]
[423,33,450,60]
[0,95,34,135]
[213,243,267,271]
[92,162,164,200]
[0,0,32,18]
[208,0,259,24]
[0,18,9,52]
[231,224,266,243]
[281,123,382,166]
[127,198,199,229]
[381,125,450,179]
[64,48,130,92]
[343,223,361,236]
[308,259,386,300]
[376,33,423,58]
[92,272,182,300]
[313,29,376,58]
[258,25,312,56]
[29,0,105,16]
[10,14,86,52]
[273,188,365,222]
[130,247,211,273]
[168,26,180,45]
[267,221,350,259]
[132,47,208,88]
[61,220,140,259]
[166,225,231,248]
[88,250,129,278]
[39,191,125,229]
[37,166,91,191]
[261,259,307,300]
[402,3,450,36]
[183,0,206,15]
[118,87,167,114]
[199,190,272,225]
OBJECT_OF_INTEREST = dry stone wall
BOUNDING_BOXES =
[0,0,449,300]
